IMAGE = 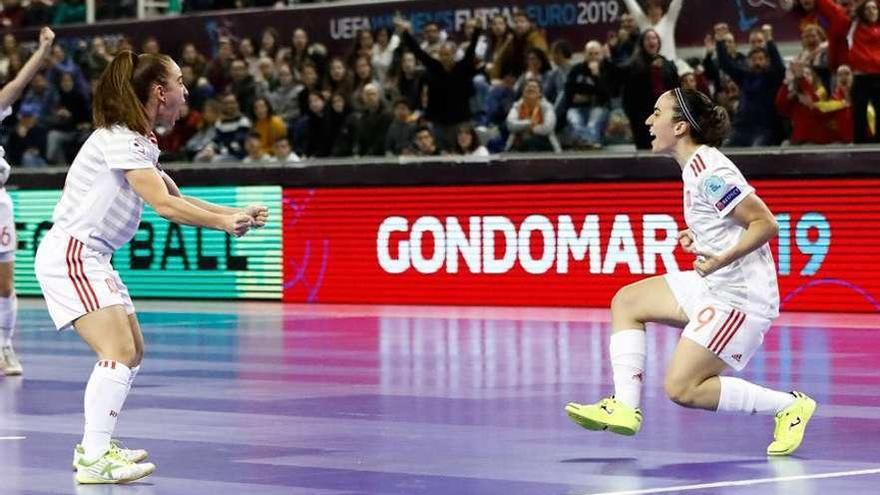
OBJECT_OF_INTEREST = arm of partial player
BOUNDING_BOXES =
[693,194,779,276]
[125,168,252,237]
[159,170,268,227]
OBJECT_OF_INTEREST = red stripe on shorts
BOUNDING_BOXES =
[73,240,100,311]
[714,311,746,354]
[66,238,93,312]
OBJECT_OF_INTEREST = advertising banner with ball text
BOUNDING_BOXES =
[282,180,880,312]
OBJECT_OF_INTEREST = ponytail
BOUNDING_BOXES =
[671,88,730,147]
[93,50,172,135]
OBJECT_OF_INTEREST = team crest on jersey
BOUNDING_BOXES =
[715,186,742,211]
[703,175,726,199]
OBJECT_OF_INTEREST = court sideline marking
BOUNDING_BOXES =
[0,436,26,441]
[587,467,880,495]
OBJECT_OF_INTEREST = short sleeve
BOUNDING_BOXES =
[0,106,11,122]
[699,166,755,218]
[106,131,159,171]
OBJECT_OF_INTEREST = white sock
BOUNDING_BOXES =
[127,365,140,395]
[717,376,796,415]
[610,330,646,409]
[82,360,132,463]
[0,293,17,347]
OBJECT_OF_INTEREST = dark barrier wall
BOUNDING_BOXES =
[10,0,801,59]
[9,149,880,312]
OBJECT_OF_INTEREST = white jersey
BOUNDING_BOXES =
[52,126,160,254]
[682,145,780,319]
[0,106,12,185]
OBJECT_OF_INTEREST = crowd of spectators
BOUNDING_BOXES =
[0,0,877,167]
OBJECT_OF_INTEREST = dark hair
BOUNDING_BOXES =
[415,125,433,136]
[512,10,531,21]
[253,96,274,117]
[670,88,730,147]
[93,50,174,135]
[392,97,412,110]
[525,47,551,74]
[856,0,878,23]
[550,40,573,59]
[274,136,290,146]
[455,123,480,153]
[247,131,262,140]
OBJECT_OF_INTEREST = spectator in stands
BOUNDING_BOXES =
[230,59,257,117]
[238,37,261,78]
[326,56,353,101]
[776,61,836,144]
[372,27,399,84]
[210,93,252,161]
[816,63,854,142]
[621,0,685,71]
[386,51,423,113]
[296,61,323,120]
[607,13,641,65]
[748,27,768,51]
[260,27,281,60]
[453,123,490,156]
[716,29,785,146]
[21,71,58,123]
[715,73,741,120]
[484,14,512,77]
[328,92,356,156]
[543,40,574,110]
[353,83,392,156]
[243,132,271,164]
[562,41,612,149]
[47,44,89,98]
[410,125,441,156]
[158,102,202,161]
[514,48,552,96]
[83,36,113,79]
[348,29,374,69]
[491,11,548,80]
[506,79,560,152]
[0,0,25,28]
[253,57,275,96]
[615,29,678,149]
[252,96,287,155]
[419,22,446,57]
[182,64,214,112]
[814,0,880,143]
[796,23,830,88]
[385,98,416,155]
[45,71,89,165]
[272,136,301,164]
[206,36,235,92]
[703,24,745,91]
[181,42,208,78]
[187,99,220,160]
[6,102,47,166]
[296,91,333,158]
[142,36,160,55]
[789,0,849,70]
[397,16,481,151]
[279,28,325,76]
[352,55,380,110]
[266,62,302,121]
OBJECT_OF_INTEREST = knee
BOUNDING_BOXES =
[611,284,639,316]
[0,284,13,298]
[664,377,698,408]
[104,342,139,368]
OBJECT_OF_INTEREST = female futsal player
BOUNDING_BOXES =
[565,88,815,456]
[0,27,56,376]
[34,51,268,484]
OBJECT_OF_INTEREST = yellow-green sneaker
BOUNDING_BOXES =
[565,396,643,436]
[75,444,155,484]
[767,391,817,456]
[72,440,148,470]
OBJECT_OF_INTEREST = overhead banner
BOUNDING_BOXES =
[283,179,880,313]
[12,186,282,299]
[17,0,801,65]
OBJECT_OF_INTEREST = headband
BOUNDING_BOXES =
[674,87,702,135]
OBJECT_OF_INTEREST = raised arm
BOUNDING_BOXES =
[0,27,54,110]
[665,0,684,24]
[395,17,442,73]
[716,40,746,85]
[621,0,650,28]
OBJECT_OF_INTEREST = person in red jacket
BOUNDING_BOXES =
[776,62,836,144]
[815,0,880,143]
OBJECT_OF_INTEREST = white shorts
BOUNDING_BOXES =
[663,270,772,371]
[0,188,16,262]
[34,227,135,330]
